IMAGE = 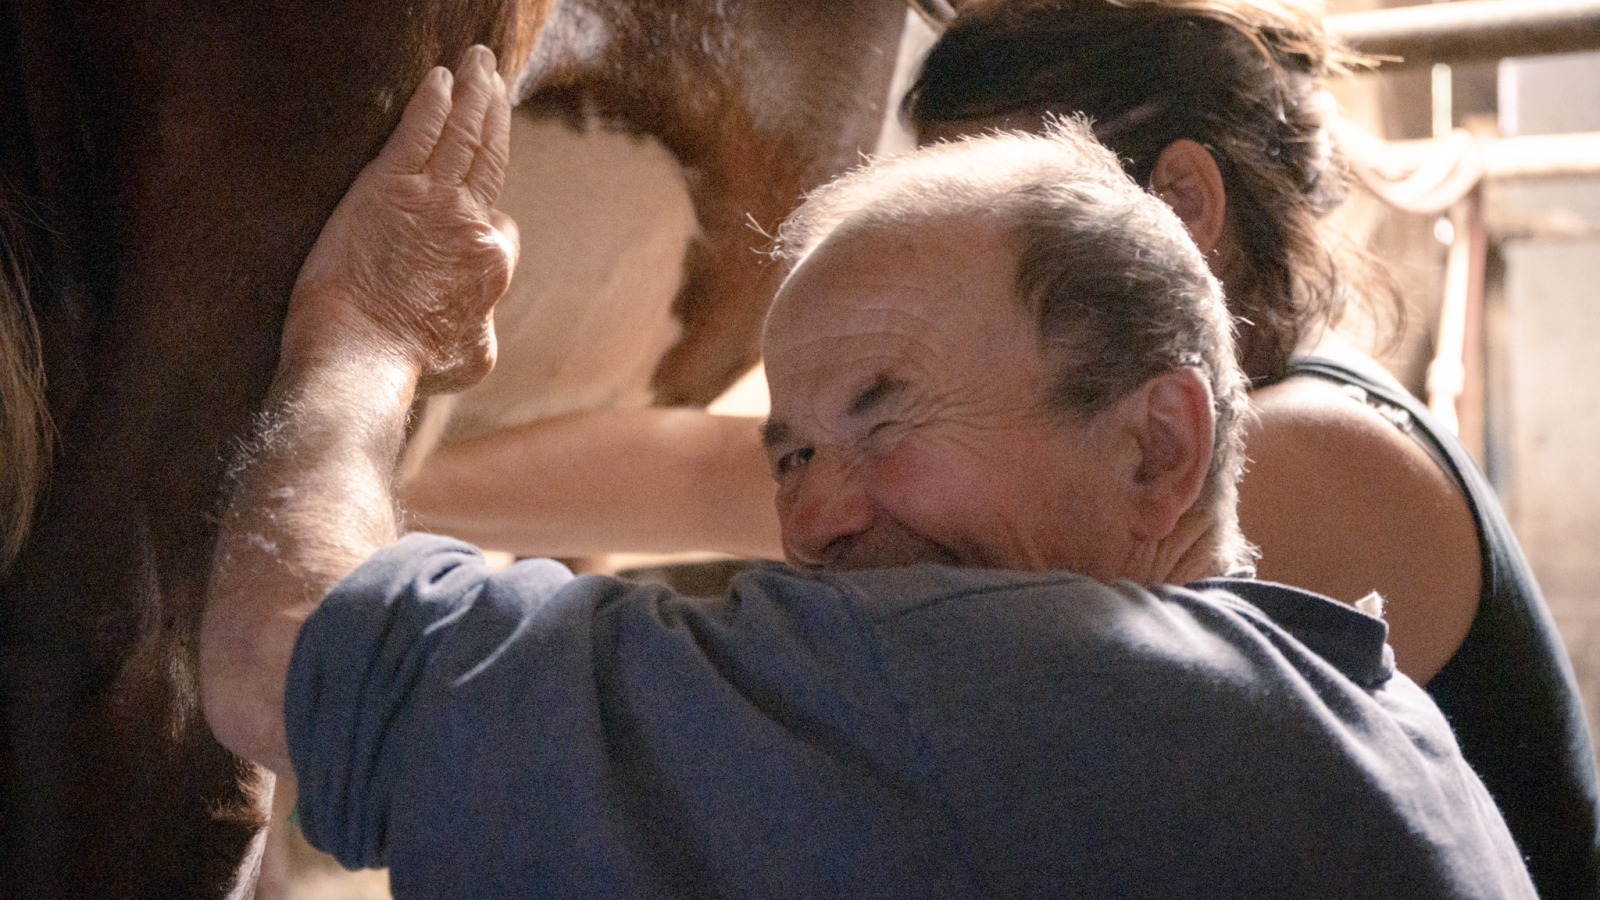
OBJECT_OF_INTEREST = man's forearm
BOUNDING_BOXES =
[200,44,514,776]
[201,352,418,776]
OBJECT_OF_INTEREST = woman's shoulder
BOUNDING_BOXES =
[1244,373,1471,547]
[1253,331,1453,493]
[1240,360,1482,684]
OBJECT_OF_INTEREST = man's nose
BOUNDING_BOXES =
[778,448,874,568]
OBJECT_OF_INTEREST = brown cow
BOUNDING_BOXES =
[0,0,909,895]
[0,6,554,895]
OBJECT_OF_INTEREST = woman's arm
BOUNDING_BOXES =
[400,407,783,559]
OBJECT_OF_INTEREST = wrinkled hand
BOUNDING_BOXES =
[283,44,519,396]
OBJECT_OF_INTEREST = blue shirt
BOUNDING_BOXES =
[287,534,1535,898]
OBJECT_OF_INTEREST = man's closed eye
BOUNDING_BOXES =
[775,447,815,477]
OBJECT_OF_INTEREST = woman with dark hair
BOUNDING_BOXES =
[903,2,1595,896]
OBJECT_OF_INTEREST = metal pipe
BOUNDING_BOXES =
[1479,132,1600,179]
[1337,115,1600,183]
[1427,190,1486,440]
[1327,0,1600,68]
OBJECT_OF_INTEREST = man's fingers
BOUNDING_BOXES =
[465,67,512,207]
[378,66,453,174]
[427,45,498,184]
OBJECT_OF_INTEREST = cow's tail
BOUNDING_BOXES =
[0,225,50,568]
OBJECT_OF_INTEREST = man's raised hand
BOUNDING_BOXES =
[283,44,519,395]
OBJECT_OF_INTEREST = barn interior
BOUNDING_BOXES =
[2,0,1597,897]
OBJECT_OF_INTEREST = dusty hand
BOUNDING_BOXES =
[283,44,519,395]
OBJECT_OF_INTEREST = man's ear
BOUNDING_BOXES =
[1124,368,1214,541]
[1149,139,1227,257]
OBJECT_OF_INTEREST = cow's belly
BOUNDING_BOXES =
[403,8,938,476]
[406,109,697,468]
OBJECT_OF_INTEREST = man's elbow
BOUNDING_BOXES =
[199,611,296,776]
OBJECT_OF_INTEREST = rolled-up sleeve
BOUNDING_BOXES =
[282,538,955,897]
[285,533,575,869]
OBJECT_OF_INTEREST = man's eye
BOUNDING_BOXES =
[775,447,814,476]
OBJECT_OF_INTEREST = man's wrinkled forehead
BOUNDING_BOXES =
[760,371,909,453]
[761,210,1041,430]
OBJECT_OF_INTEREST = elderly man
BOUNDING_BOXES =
[201,48,1535,898]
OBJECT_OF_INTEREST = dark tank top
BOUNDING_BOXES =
[1286,356,1600,900]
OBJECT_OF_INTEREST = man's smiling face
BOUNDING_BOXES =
[760,215,1134,576]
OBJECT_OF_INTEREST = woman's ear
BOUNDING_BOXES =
[1149,139,1227,257]
[1124,367,1214,541]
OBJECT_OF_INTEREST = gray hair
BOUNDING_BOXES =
[776,119,1255,573]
